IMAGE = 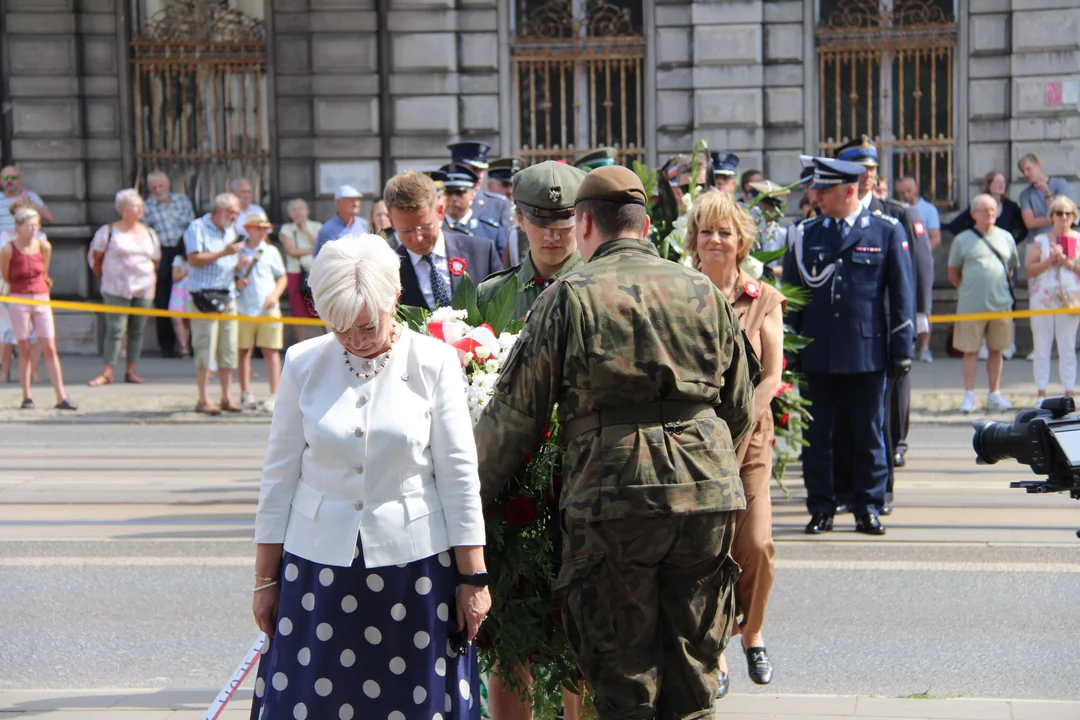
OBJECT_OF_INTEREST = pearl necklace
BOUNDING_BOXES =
[343,325,400,381]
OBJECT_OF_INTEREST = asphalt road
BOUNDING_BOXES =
[1,423,1079,703]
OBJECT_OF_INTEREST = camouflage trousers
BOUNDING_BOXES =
[556,512,739,720]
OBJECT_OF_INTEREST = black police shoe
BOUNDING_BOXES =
[716,670,729,699]
[855,513,886,535]
[880,491,894,516]
[745,646,774,685]
[805,514,834,534]
[894,451,906,468]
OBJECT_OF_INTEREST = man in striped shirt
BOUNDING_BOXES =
[183,192,243,415]
[144,170,196,357]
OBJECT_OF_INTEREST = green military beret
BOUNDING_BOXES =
[573,147,617,172]
[513,161,587,228]
[574,165,648,207]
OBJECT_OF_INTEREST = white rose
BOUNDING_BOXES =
[484,359,499,373]
[474,345,492,360]
[463,351,475,365]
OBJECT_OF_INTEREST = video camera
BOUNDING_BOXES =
[972,397,1080,537]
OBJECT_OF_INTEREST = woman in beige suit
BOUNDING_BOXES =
[687,190,784,696]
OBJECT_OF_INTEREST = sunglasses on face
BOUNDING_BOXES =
[1052,211,1074,218]
[1,175,19,181]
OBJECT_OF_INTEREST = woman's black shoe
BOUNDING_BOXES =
[745,646,774,685]
[716,670,729,699]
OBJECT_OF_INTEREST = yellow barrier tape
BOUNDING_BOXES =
[0,295,326,327]
[1,294,1073,326]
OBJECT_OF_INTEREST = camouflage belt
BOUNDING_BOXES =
[564,401,717,440]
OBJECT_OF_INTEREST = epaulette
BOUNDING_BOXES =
[871,209,900,226]
[478,217,500,228]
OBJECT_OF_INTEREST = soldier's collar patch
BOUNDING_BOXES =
[860,215,871,228]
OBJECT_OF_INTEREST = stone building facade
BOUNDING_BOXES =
[1,0,1077,351]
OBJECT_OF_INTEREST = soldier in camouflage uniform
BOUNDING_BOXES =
[475,165,755,720]
[477,161,586,320]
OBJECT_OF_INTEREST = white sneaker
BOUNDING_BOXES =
[959,391,976,414]
[241,391,257,410]
[987,392,1012,412]
[977,344,989,360]
[1002,343,1017,361]
[918,347,933,363]
[262,395,276,413]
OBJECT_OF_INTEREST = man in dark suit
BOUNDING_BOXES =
[383,170,503,310]
[782,157,915,536]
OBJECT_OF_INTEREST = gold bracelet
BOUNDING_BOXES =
[255,575,277,583]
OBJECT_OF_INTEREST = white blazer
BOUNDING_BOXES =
[253,329,486,568]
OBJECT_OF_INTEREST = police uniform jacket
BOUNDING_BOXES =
[444,214,509,257]
[476,250,583,321]
[870,196,934,316]
[471,190,516,231]
[474,237,755,523]
[781,207,915,375]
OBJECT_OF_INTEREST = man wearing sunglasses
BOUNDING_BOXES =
[0,165,54,236]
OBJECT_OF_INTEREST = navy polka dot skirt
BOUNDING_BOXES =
[249,541,481,720]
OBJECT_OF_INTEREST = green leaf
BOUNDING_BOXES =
[395,304,429,332]
[451,272,481,326]
[750,248,786,265]
[483,275,519,335]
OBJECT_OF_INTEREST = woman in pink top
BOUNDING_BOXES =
[87,189,161,386]
[0,208,75,409]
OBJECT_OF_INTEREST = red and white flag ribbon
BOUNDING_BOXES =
[204,633,267,720]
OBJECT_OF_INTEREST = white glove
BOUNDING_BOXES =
[916,313,930,334]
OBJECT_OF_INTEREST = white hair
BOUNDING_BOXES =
[213,192,240,211]
[972,193,997,212]
[309,236,402,333]
[115,188,143,212]
[147,169,169,184]
[230,177,252,192]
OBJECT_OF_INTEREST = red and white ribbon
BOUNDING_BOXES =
[203,633,266,720]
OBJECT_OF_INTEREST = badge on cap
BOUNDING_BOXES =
[549,187,562,204]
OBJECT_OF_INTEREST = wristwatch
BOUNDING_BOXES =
[457,572,490,587]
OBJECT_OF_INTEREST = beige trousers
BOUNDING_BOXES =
[731,412,776,639]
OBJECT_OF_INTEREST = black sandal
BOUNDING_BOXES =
[20,397,34,409]
[55,398,78,411]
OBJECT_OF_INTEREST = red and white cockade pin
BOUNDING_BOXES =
[744,281,760,298]
[449,257,468,276]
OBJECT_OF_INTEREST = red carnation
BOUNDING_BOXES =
[779,412,790,427]
[504,494,537,526]
[775,382,794,397]
[449,257,468,276]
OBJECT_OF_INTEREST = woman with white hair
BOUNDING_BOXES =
[86,188,161,386]
[249,237,490,720]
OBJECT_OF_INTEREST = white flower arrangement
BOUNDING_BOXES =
[422,316,521,424]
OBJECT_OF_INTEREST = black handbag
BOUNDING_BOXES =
[191,289,231,314]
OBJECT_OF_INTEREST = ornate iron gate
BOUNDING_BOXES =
[511,0,645,167]
[131,0,268,210]
[816,0,957,205]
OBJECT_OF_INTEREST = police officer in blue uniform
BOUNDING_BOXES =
[781,157,915,536]
[438,163,508,256]
[711,151,740,193]
[830,137,934,515]
[448,141,516,231]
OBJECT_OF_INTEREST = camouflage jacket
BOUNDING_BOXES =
[474,237,754,523]
[476,251,584,321]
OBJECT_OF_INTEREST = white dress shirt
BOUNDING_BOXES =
[405,232,451,309]
[253,329,486,568]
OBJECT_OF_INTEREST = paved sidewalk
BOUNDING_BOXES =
[0,353,1057,424]
[2,689,1079,719]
